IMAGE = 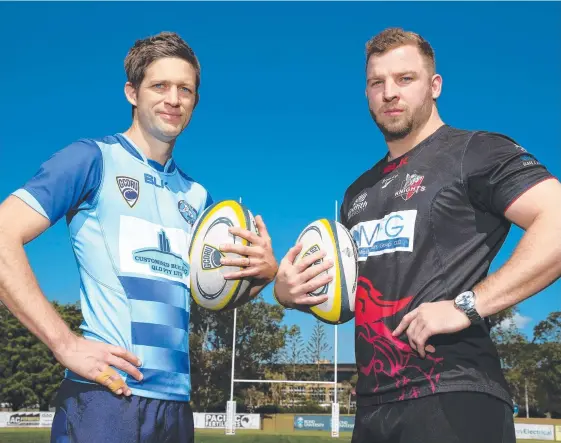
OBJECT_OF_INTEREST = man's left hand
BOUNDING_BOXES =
[219,215,278,283]
[392,300,471,358]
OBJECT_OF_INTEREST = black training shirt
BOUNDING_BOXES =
[340,124,555,408]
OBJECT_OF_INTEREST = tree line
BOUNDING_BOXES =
[0,299,559,417]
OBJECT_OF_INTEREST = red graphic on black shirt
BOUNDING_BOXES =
[355,276,443,400]
[383,156,408,174]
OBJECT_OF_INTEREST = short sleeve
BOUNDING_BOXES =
[203,191,213,211]
[11,139,103,225]
[339,196,349,229]
[462,132,554,216]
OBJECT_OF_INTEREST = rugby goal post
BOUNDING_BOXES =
[224,200,341,438]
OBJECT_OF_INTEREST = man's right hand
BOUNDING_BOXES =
[53,336,143,397]
[273,243,334,310]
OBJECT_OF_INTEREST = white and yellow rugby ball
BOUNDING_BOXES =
[293,219,358,325]
[189,200,258,311]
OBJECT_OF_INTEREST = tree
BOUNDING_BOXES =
[279,326,306,406]
[0,301,83,410]
[281,326,305,379]
[492,308,561,417]
[532,312,561,417]
[305,319,332,381]
[188,294,291,411]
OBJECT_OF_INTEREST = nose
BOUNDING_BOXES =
[383,79,399,103]
[164,86,180,106]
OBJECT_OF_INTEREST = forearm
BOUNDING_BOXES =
[0,232,76,352]
[473,212,561,318]
[249,278,272,299]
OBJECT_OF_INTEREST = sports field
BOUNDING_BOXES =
[0,429,552,443]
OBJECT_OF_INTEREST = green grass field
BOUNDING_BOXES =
[0,428,553,443]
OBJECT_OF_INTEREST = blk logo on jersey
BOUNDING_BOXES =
[383,157,408,174]
[350,210,417,260]
[178,200,198,226]
[395,173,426,201]
[116,176,139,208]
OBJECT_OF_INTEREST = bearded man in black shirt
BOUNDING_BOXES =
[273,27,561,443]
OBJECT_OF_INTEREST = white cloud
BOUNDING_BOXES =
[499,313,532,330]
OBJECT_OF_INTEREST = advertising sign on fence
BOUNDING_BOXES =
[193,413,260,430]
[293,415,355,432]
[515,423,555,441]
[0,412,54,428]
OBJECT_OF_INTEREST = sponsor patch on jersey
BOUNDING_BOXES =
[381,173,399,189]
[116,176,139,208]
[394,173,426,201]
[348,191,368,219]
[119,216,191,284]
[514,144,539,166]
[350,210,417,261]
[178,200,198,225]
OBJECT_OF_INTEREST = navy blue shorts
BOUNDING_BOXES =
[50,379,194,443]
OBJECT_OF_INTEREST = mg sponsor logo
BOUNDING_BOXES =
[350,210,417,261]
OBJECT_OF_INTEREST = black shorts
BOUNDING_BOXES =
[351,392,515,443]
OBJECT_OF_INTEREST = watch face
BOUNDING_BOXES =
[456,292,472,307]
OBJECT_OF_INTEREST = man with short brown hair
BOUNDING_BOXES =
[0,31,278,442]
[273,27,561,442]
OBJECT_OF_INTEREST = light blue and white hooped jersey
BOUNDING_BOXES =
[12,133,213,402]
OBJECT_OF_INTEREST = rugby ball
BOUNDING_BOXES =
[293,219,358,325]
[189,200,258,311]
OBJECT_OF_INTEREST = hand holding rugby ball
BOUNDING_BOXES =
[287,219,358,325]
[188,200,260,311]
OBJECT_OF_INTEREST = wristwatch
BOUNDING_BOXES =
[454,290,483,324]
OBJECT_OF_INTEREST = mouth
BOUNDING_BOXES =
[383,109,404,116]
[158,112,182,123]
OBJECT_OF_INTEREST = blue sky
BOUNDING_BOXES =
[0,2,559,365]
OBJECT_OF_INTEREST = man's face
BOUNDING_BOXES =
[366,45,440,141]
[128,57,198,142]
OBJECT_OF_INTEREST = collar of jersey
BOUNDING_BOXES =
[384,124,451,165]
[115,133,177,174]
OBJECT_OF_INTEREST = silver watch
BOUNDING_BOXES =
[454,290,483,324]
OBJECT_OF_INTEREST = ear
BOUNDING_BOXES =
[431,74,443,100]
[124,82,138,107]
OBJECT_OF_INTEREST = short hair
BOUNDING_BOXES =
[365,28,436,74]
[124,32,201,119]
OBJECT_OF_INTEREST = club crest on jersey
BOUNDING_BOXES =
[116,176,139,208]
[178,200,198,226]
[395,173,426,201]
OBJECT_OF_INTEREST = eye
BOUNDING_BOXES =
[370,80,383,87]
[180,86,192,94]
[401,76,413,83]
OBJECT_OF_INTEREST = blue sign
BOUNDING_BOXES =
[293,415,355,432]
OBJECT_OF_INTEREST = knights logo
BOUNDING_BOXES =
[116,176,139,208]
[394,172,426,201]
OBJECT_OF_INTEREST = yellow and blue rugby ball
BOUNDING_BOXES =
[188,200,258,311]
[293,219,358,325]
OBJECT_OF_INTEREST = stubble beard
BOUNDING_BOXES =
[370,91,434,142]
